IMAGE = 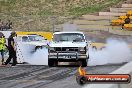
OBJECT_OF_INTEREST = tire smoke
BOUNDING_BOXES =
[17,43,48,65]
[63,23,78,31]
[25,48,48,65]
[88,39,132,66]
[17,39,132,66]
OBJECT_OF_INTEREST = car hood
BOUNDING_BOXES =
[49,41,86,47]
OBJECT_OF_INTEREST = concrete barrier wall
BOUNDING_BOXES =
[122,4,132,8]
[0,31,53,40]
[99,12,126,16]
[81,28,132,36]
[110,8,132,13]
[56,24,132,36]
[83,61,132,88]
[0,31,12,38]
[81,15,117,20]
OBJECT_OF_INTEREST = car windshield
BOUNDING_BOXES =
[22,35,44,42]
[28,36,44,41]
[53,33,84,42]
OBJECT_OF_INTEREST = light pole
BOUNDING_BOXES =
[50,16,56,33]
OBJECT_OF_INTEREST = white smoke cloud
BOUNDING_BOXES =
[16,43,48,65]
[63,23,78,31]
[16,39,132,66]
[26,48,48,65]
[88,39,132,66]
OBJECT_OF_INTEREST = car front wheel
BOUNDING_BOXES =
[82,59,87,67]
[48,59,58,67]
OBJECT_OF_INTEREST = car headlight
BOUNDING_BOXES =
[79,47,87,54]
[49,47,55,53]
[79,47,85,51]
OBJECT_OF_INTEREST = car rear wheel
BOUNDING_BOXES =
[35,46,42,51]
[48,59,54,67]
[82,59,87,67]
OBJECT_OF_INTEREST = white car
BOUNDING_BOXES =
[48,32,89,67]
[16,34,49,51]
[15,34,49,63]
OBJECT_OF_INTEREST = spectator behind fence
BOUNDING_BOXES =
[6,20,12,29]
[1,22,5,31]
[121,15,131,30]
[0,19,13,31]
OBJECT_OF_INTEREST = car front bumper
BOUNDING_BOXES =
[48,52,88,61]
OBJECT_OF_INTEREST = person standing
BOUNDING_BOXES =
[6,20,12,30]
[5,32,17,66]
[121,15,131,30]
[0,32,6,65]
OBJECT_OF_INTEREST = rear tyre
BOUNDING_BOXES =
[35,46,42,51]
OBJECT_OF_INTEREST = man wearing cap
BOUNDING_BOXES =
[5,32,17,66]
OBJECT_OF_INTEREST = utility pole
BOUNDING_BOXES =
[50,16,56,33]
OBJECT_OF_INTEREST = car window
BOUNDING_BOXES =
[16,36,22,42]
[53,33,84,42]
[22,36,29,42]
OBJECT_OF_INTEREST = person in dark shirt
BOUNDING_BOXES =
[5,32,17,66]
[121,15,131,29]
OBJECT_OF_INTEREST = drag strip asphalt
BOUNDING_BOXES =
[0,63,126,88]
